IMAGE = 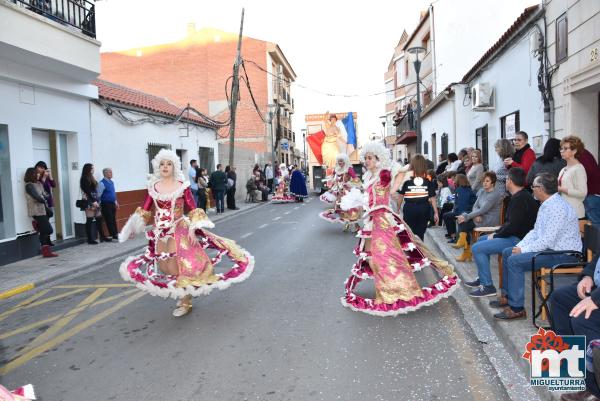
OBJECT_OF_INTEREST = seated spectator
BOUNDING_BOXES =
[551,254,600,401]
[526,138,565,187]
[456,148,468,175]
[466,168,538,297]
[435,154,448,175]
[505,131,536,175]
[454,171,504,262]
[255,174,269,202]
[558,135,588,219]
[446,153,461,172]
[442,174,476,243]
[494,173,582,321]
[446,171,457,191]
[246,177,260,203]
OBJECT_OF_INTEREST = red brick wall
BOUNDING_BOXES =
[101,31,269,153]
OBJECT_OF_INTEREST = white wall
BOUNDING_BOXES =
[90,102,218,192]
[455,23,546,167]
[421,99,455,161]
[0,77,92,240]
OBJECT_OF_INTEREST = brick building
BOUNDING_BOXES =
[100,25,297,190]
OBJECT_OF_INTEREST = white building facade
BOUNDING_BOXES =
[0,0,100,263]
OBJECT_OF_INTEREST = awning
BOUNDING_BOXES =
[384,136,396,146]
[396,131,416,144]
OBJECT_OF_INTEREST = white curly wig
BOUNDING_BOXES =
[360,141,392,170]
[334,153,351,174]
[150,148,185,182]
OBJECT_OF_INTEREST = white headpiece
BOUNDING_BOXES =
[150,149,185,182]
[360,141,391,171]
[334,153,351,175]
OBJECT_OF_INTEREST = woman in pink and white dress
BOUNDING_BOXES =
[119,149,254,317]
[340,142,459,316]
[319,153,362,231]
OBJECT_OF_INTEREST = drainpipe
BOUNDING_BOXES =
[430,3,438,97]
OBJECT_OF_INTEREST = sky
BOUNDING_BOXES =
[95,0,536,144]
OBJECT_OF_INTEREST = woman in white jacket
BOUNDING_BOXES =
[557,135,588,219]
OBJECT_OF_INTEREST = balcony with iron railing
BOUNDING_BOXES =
[9,0,96,37]
[1,0,100,85]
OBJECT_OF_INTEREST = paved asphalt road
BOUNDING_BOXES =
[0,197,512,401]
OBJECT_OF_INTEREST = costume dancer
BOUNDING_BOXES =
[271,163,295,203]
[118,149,254,317]
[0,384,35,401]
[319,154,362,231]
[339,142,459,316]
[289,165,308,202]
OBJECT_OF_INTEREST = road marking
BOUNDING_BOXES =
[240,232,253,239]
[0,289,139,341]
[293,207,299,210]
[284,211,291,215]
[273,216,281,221]
[0,283,35,300]
[21,288,107,354]
[258,224,268,229]
[0,288,85,323]
[0,291,145,375]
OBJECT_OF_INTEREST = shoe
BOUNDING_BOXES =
[87,240,99,245]
[489,295,508,308]
[469,285,497,297]
[464,278,480,288]
[172,295,192,317]
[444,234,451,238]
[455,246,473,262]
[41,245,58,258]
[560,390,600,401]
[100,237,112,243]
[452,232,468,249]
[494,307,526,320]
[233,207,240,210]
[447,237,456,243]
[112,235,119,240]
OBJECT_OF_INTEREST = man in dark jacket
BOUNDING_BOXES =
[465,167,539,297]
[551,255,600,401]
[209,164,227,214]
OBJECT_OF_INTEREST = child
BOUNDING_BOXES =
[437,175,454,228]
[442,174,476,242]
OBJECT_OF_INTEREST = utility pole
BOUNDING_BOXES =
[228,8,245,167]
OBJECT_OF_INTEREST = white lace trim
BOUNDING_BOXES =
[147,179,190,201]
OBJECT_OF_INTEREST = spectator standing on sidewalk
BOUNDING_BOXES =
[493,138,515,194]
[209,164,227,214]
[467,149,484,192]
[24,167,57,257]
[551,255,600,401]
[226,166,239,210]
[188,159,199,206]
[504,131,536,175]
[526,138,565,186]
[579,146,600,226]
[35,161,56,214]
[265,163,274,193]
[436,154,448,175]
[99,167,119,240]
[80,163,111,244]
[446,153,461,172]
[466,168,538,298]
[558,135,588,219]
[196,168,208,211]
[494,173,582,321]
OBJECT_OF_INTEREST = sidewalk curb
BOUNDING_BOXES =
[426,230,558,401]
[0,202,268,302]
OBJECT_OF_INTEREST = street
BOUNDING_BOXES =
[1,198,511,401]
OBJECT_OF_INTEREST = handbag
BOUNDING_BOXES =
[75,199,86,210]
[45,204,54,218]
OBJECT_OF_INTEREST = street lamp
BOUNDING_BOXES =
[301,128,307,171]
[407,46,426,155]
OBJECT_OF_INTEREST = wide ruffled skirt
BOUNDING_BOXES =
[119,226,254,300]
[319,206,361,225]
[341,208,459,316]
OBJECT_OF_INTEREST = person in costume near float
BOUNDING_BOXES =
[339,142,459,316]
[118,149,254,317]
[289,165,308,202]
[319,153,362,231]
[271,163,295,203]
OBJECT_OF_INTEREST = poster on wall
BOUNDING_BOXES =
[505,114,516,139]
[532,135,545,155]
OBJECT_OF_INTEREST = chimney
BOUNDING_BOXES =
[187,22,196,35]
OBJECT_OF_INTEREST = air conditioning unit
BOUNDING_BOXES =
[471,83,494,111]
